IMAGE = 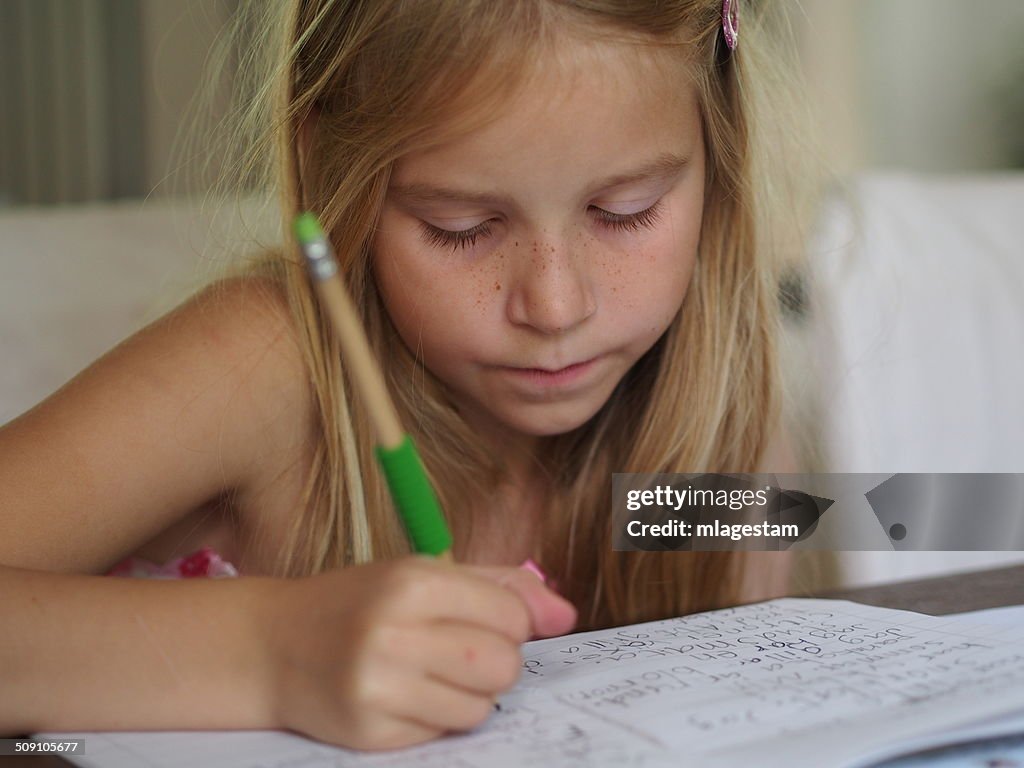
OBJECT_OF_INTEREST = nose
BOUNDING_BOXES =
[505,238,597,335]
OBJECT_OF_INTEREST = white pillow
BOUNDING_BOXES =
[808,171,1024,584]
[0,196,276,424]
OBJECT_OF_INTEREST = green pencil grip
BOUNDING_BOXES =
[375,435,453,557]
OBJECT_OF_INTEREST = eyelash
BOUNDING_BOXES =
[593,201,664,233]
[419,200,664,252]
[420,221,492,252]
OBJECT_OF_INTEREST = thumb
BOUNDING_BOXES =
[465,564,577,639]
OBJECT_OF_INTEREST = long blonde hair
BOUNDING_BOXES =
[203,0,819,631]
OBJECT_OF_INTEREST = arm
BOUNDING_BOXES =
[0,275,577,748]
[0,276,306,574]
[0,565,279,734]
[0,276,306,732]
[1,557,575,743]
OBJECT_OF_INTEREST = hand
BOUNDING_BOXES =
[261,556,576,750]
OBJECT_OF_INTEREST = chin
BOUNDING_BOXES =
[503,399,607,438]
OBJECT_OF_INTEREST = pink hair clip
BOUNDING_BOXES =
[722,0,739,51]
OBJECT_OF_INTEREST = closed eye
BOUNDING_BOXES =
[419,220,493,252]
[419,199,665,252]
[590,200,664,232]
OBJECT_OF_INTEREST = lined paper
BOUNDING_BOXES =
[42,598,1024,768]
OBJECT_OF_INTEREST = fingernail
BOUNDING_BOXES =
[519,558,547,584]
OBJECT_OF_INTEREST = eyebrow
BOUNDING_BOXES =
[389,152,691,208]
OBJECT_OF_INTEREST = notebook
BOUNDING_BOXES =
[38,598,1024,768]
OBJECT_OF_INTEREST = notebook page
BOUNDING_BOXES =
[514,598,1024,767]
[798,605,1024,768]
[42,597,1024,768]
[841,708,1024,768]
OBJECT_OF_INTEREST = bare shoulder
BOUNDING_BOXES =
[183,274,315,479]
[0,273,314,574]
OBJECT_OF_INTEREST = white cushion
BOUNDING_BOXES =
[808,171,1024,584]
[0,197,275,424]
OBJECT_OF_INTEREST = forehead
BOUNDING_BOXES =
[390,34,702,192]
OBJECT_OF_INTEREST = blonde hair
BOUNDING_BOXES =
[200,0,820,631]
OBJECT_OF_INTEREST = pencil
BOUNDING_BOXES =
[292,212,453,561]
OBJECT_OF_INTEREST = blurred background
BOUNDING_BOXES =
[1,0,1022,592]
[2,0,1023,207]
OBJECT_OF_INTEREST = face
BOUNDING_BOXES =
[372,35,705,454]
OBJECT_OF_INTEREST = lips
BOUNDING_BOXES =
[496,356,601,390]
[515,359,595,374]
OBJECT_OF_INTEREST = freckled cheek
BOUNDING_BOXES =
[597,234,696,325]
[373,241,503,340]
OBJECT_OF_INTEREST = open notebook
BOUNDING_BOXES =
[40,598,1024,768]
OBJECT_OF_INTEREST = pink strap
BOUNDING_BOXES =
[106,546,239,579]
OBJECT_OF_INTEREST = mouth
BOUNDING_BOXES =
[498,357,601,388]
[523,359,594,374]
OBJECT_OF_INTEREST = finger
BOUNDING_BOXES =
[394,558,534,643]
[407,623,523,695]
[388,672,499,734]
[337,715,442,752]
[464,565,578,639]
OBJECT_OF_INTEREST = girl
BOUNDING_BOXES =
[0,0,813,753]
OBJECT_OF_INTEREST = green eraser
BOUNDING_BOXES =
[293,212,325,245]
